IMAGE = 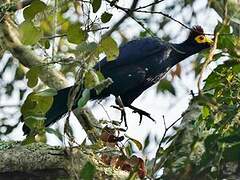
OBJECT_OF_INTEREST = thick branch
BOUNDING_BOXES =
[0,141,128,179]
[2,18,68,89]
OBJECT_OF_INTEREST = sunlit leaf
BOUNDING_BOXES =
[23,0,47,20]
[201,106,210,119]
[19,21,42,45]
[21,92,54,119]
[24,115,45,130]
[26,67,40,88]
[99,37,119,61]
[67,23,88,44]
[84,70,99,89]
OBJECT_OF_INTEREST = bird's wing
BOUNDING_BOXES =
[94,37,167,72]
[93,65,146,100]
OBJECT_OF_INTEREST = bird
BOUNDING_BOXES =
[22,25,213,134]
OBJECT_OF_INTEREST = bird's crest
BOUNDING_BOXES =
[189,25,204,38]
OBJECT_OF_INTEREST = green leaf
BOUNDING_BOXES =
[143,134,150,151]
[22,135,36,145]
[201,106,210,119]
[101,12,113,23]
[23,0,47,20]
[77,89,90,108]
[125,134,143,150]
[80,161,96,180]
[214,21,231,34]
[219,133,240,143]
[33,94,54,114]
[94,77,113,95]
[91,0,102,13]
[223,142,240,161]
[24,115,45,130]
[67,23,88,44]
[44,40,50,49]
[19,21,42,45]
[84,70,99,89]
[99,37,119,61]
[124,142,134,157]
[21,92,54,119]
[26,67,40,88]
[233,64,240,73]
[46,128,63,142]
[77,42,98,54]
[157,79,176,95]
[95,71,105,81]
[37,88,57,96]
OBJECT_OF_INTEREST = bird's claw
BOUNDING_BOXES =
[131,107,156,125]
[111,105,128,129]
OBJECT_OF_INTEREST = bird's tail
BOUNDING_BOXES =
[22,86,76,134]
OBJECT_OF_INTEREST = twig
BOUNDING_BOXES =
[104,0,155,37]
[197,1,229,93]
[102,0,139,37]
[151,110,190,175]
[134,9,192,31]
[133,0,165,11]
[97,101,112,121]
[162,115,166,130]
[42,27,109,40]
[0,104,21,108]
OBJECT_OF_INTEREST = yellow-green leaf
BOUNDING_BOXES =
[84,70,99,89]
[23,0,47,20]
[19,21,42,45]
[67,23,88,44]
[26,67,40,88]
[125,134,143,150]
[99,37,119,61]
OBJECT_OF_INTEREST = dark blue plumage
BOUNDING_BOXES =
[22,26,213,134]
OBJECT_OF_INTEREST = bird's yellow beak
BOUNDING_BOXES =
[205,36,214,46]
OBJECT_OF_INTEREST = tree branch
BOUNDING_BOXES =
[0,141,128,179]
[103,0,139,37]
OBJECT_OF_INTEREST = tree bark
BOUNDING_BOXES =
[0,141,128,179]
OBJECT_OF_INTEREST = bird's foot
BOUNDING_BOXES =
[111,105,128,129]
[128,105,156,125]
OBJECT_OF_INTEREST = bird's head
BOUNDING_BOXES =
[183,25,214,54]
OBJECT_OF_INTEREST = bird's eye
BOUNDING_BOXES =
[195,35,206,44]
[199,36,204,40]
